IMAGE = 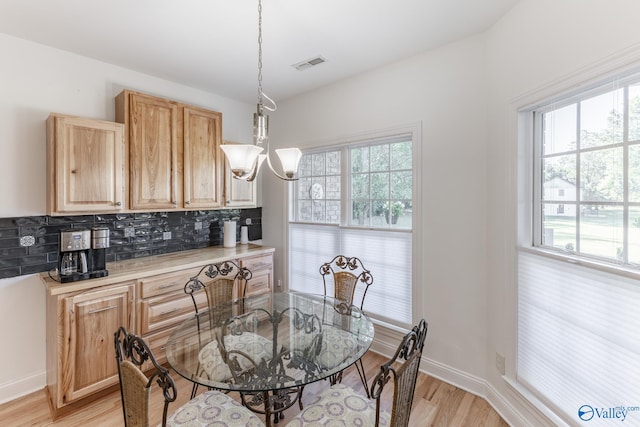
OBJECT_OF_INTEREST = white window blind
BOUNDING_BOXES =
[289,223,412,328]
[518,251,640,425]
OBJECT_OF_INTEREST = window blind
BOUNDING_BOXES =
[289,223,412,328]
[518,251,640,425]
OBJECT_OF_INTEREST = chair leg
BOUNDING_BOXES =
[190,382,199,399]
[355,358,370,398]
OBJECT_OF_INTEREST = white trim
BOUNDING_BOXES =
[0,370,45,405]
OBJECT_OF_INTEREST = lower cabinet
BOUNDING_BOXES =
[46,282,135,415]
[43,248,274,417]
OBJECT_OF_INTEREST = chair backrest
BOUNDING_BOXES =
[320,255,373,310]
[184,260,253,319]
[370,319,428,427]
[114,326,177,427]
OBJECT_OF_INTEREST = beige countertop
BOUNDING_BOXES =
[41,244,275,295]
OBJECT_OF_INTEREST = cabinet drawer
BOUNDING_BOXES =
[241,253,273,272]
[139,266,203,298]
[245,270,272,297]
[139,291,206,335]
[143,327,174,366]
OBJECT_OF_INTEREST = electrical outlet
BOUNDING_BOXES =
[496,352,505,375]
[163,231,172,240]
[19,235,35,247]
[277,279,282,288]
[246,218,252,225]
[124,227,135,238]
[194,221,203,231]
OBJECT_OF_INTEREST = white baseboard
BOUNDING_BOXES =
[0,371,45,405]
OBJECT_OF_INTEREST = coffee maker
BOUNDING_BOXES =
[59,229,91,282]
[59,227,110,282]
[89,227,109,278]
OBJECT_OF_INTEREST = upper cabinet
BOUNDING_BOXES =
[46,114,125,215]
[116,90,223,211]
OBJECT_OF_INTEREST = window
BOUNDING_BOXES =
[535,79,640,265]
[288,133,415,328]
[519,72,640,425]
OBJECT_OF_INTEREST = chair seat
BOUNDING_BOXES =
[199,333,273,382]
[289,325,359,370]
[284,384,390,427]
[167,389,265,426]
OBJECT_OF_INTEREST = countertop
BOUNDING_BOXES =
[41,244,275,295]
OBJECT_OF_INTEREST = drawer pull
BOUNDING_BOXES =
[88,305,117,314]
[158,282,179,290]
[159,308,179,316]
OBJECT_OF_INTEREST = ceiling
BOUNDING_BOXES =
[0,0,519,104]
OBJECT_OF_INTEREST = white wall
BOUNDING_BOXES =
[264,34,490,380]
[263,0,640,426]
[0,33,254,402]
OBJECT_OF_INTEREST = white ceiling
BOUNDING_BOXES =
[0,0,519,104]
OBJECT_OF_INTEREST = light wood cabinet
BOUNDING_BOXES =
[42,245,274,418]
[116,90,223,211]
[223,141,257,208]
[240,252,273,297]
[46,114,125,215]
[46,282,134,415]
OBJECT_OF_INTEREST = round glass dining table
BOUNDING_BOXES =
[165,291,374,426]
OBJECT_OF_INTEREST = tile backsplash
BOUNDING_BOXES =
[0,208,262,280]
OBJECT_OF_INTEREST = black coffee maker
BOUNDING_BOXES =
[89,227,109,278]
[59,227,110,282]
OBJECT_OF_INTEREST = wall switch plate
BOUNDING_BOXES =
[163,231,172,240]
[194,221,203,230]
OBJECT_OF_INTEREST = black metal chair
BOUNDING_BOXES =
[114,326,265,427]
[285,319,428,427]
[319,255,373,395]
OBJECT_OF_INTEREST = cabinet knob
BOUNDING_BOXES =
[115,201,122,206]
[185,200,191,205]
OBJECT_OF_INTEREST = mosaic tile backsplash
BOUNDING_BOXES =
[0,208,262,280]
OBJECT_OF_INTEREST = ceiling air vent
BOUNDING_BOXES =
[292,56,327,71]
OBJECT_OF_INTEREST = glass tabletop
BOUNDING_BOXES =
[165,292,374,393]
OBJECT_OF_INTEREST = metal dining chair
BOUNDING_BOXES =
[114,326,265,427]
[286,319,428,427]
[318,254,374,395]
[183,261,273,398]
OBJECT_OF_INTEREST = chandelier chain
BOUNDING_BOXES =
[257,0,264,105]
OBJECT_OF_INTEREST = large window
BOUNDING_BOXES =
[520,72,640,425]
[535,79,640,266]
[288,133,415,328]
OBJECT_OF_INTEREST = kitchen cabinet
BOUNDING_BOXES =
[46,282,134,416]
[46,114,125,215]
[223,141,257,208]
[42,245,274,418]
[240,252,273,297]
[115,90,223,211]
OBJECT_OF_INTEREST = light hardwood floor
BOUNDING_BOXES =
[0,351,509,426]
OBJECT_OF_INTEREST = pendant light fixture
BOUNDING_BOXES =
[220,0,302,182]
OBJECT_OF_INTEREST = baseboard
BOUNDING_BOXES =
[0,371,45,405]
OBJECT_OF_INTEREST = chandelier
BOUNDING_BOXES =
[220,0,301,182]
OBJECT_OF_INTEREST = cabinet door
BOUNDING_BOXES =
[129,92,179,210]
[183,106,223,208]
[60,283,134,404]
[47,114,124,214]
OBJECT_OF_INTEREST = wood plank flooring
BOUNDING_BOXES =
[0,351,509,426]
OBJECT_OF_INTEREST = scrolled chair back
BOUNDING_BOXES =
[370,319,428,427]
[320,255,373,310]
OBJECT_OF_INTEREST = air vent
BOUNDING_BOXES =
[292,56,327,71]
